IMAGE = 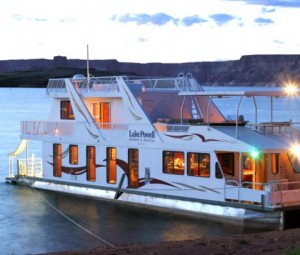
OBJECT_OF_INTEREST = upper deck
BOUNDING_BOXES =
[46,73,201,98]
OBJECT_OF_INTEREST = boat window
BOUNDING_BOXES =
[86,146,96,181]
[243,155,252,170]
[69,145,78,165]
[271,154,279,175]
[217,153,234,176]
[91,102,110,129]
[107,147,117,184]
[288,153,300,173]
[128,149,139,187]
[163,151,184,175]
[187,153,210,177]
[61,100,75,120]
[215,162,223,179]
[53,143,62,177]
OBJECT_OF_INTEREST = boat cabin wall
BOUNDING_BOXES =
[41,141,226,189]
[48,99,64,121]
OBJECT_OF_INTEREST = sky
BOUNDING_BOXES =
[1,0,300,63]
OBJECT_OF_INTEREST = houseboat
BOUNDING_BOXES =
[6,73,300,230]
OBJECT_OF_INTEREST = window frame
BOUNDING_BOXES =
[163,151,184,175]
[86,146,96,182]
[187,152,210,178]
[107,147,117,184]
[271,153,279,175]
[69,145,78,165]
[128,149,139,188]
[53,143,62,177]
[217,152,235,176]
[60,100,75,120]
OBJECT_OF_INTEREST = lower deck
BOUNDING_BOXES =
[8,175,300,230]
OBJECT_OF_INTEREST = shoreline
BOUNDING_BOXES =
[41,228,300,255]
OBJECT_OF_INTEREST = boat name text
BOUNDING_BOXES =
[129,130,155,142]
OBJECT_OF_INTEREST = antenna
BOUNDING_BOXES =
[87,44,90,81]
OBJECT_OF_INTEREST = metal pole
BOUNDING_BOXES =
[271,96,273,123]
[87,44,90,82]
[252,96,257,124]
[236,96,243,139]
[207,97,212,125]
[180,96,186,126]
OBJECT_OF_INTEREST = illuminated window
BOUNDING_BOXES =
[107,147,116,184]
[53,143,62,177]
[91,102,110,129]
[87,146,96,181]
[217,153,234,176]
[69,145,78,165]
[243,155,253,170]
[163,151,184,175]
[187,153,210,177]
[61,100,74,120]
[271,154,279,175]
[128,149,139,188]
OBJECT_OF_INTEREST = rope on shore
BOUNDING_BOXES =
[21,176,116,248]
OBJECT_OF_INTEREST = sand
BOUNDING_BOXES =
[41,228,300,255]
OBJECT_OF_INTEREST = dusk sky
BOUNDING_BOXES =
[1,0,299,63]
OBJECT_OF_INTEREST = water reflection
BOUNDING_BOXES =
[0,181,248,254]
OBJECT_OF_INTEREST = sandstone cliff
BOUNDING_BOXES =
[0,54,299,87]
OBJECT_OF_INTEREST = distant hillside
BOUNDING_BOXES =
[0,54,299,87]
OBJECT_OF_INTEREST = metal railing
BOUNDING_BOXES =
[18,157,43,178]
[224,179,300,205]
[8,156,43,178]
[46,74,203,95]
[21,121,131,136]
[246,122,300,135]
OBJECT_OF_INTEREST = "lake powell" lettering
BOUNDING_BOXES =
[129,130,155,138]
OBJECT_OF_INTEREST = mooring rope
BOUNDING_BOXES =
[21,176,115,248]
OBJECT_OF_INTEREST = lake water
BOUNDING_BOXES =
[1,87,300,255]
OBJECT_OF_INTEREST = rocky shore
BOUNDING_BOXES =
[41,228,300,255]
[1,54,300,87]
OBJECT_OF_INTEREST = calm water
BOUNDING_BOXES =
[1,87,300,255]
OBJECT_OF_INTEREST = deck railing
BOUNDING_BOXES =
[21,121,192,136]
[246,122,300,136]
[225,179,300,206]
[46,74,202,95]
[21,121,131,136]
[8,156,43,178]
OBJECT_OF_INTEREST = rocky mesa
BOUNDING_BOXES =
[0,54,300,87]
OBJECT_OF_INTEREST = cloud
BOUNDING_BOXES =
[60,18,76,23]
[116,12,176,26]
[34,18,48,22]
[254,17,274,25]
[274,39,284,45]
[209,13,235,26]
[12,15,23,21]
[261,7,276,13]
[180,15,207,26]
[226,0,300,8]
[114,13,208,27]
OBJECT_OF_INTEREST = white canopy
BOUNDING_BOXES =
[9,139,28,156]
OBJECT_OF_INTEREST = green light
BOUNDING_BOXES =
[250,149,260,159]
